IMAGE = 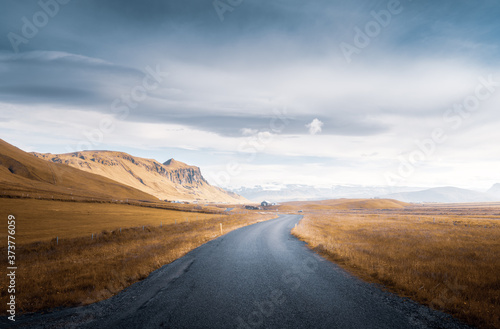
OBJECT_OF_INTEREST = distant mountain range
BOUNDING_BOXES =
[488,183,500,198]
[231,184,423,202]
[233,184,500,204]
[383,186,499,203]
[3,138,498,204]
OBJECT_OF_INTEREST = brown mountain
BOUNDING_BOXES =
[32,150,247,203]
[0,139,156,201]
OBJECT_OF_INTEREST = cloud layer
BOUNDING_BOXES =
[1,0,500,189]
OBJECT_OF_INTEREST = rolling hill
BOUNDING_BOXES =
[280,198,409,212]
[318,198,408,210]
[32,150,247,204]
[0,139,156,201]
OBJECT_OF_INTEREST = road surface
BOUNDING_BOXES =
[13,215,471,328]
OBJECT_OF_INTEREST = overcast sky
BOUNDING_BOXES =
[1,0,500,189]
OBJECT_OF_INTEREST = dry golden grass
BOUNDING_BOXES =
[0,199,274,314]
[292,202,500,329]
[0,198,223,243]
[280,198,408,212]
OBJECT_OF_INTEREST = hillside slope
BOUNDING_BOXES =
[280,199,408,212]
[0,139,156,201]
[319,198,408,210]
[32,151,247,203]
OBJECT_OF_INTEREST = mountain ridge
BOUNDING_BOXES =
[232,184,427,203]
[487,183,500,197]
[0,139,156,201]
[32,150,247,204]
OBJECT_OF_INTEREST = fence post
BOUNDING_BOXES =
[220,223,223,235]
[92,233,94,240]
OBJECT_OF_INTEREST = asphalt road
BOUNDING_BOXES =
[13,214,472,329]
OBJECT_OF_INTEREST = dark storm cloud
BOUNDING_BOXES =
[3,0,499,57]
[123,112,389,137]
[1,0,500,139]
[0,0,378,56]
[0,44,391,137]
[0,85,96,102]
[0,51,147,107]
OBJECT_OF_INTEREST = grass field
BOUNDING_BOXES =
[290,201,500,329]
[0,198,275,314]
[0,198,224,243]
